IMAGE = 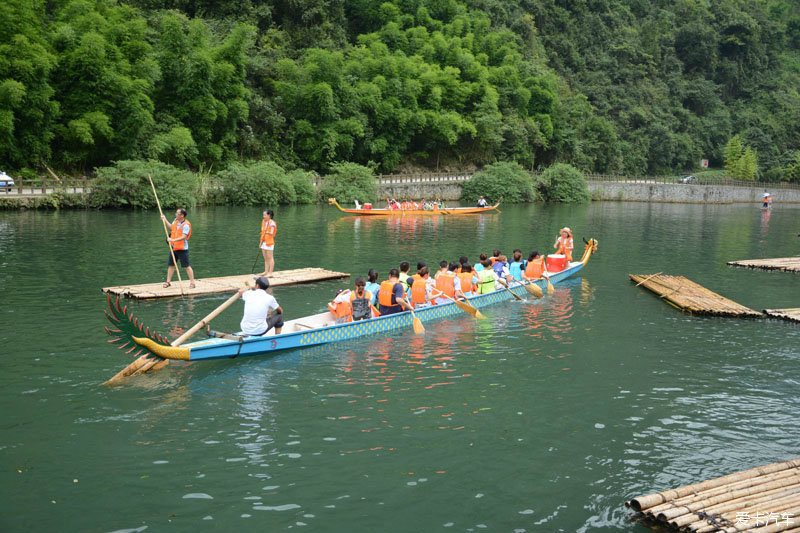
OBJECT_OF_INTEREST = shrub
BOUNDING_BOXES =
[218,161,297,206]
[541,163,591,203]
[287,169,317,204]
[318,162,376,204]
[461,161,541,203]
[91,160,198,208]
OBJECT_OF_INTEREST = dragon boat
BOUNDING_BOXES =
[328,197,501,216]
[106,239,597,367]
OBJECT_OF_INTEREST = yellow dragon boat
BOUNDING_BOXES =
[328,198,501,216]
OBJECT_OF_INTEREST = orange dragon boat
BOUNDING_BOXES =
[328,198,501,216]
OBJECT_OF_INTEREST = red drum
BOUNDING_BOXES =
[364,203,372,210]
[546,254,567,273]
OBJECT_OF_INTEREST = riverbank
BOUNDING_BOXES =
[2,176,798,210]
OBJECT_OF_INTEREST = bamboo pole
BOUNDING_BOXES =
[628,458,800,512]
[687,493,800,532]
[670,482,800,527]
[646,469,800,516]
[104,288,246,385]
[655,473,800,521]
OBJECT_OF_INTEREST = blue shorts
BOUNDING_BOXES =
[168,250,190,267]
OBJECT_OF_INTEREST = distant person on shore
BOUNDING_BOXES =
[477,196,488,207]
[161,208,196,288]
[259,209,277,275]
[239,277,284,336]
[554,227,574,262]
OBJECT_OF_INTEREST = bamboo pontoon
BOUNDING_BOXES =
[763,308,800,324]
[629,274,761,318]
[627,458,800,532]
[102,268,350,299]
[727,257,800,273]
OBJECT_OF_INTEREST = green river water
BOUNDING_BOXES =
[1,202,799,533]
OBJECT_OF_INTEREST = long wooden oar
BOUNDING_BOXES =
[439,292,486,319]
[251,248,261,273]
[410,308,425,334]
[104,289,245,385]
[496,278,524,301]
[148,173,185,296]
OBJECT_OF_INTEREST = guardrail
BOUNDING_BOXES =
[0,177,92,195]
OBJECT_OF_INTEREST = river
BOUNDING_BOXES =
[1,202,798,532]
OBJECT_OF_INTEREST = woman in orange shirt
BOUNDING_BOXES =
[259,209,277,275]
[553,227,573,262]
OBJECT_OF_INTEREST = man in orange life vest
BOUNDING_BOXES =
[161,208,196,288]
[378,268,412,315]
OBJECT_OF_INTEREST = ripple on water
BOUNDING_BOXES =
[182,493,213,499]
[252,504,302,511]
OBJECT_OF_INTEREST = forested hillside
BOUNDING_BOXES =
[2,0,798,181]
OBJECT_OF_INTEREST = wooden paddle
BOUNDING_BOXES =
[438,292,486,319]
[496,278,524,301]
[540,258,555,293]
[251,248,261,273]
[520,280,543,298]
[409,307,424,334]
[104,287,246,385]
[148,173,185,296]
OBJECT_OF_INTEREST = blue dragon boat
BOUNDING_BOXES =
[106,239,597,364]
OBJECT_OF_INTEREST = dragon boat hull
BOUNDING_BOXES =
[328,198,500,216]
[121,240,596,363]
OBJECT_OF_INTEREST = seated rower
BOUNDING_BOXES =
[409,268,437,309]
[525,251,545,279]
[475,258,497,294]
[489,249,501,265]
[239,277,284,336]
[378,268,412,316]
[457,264,478,296]
[350,276,378,321]
[398,261,412,293]
[509,249,525,283]
[491,255,514,289]
[434,260,448,280]
[365,269,380,306]
[554,227,574,262]
[328,289,353,324]
[477,195,488,207]
[435,262,465,305]
[474,253,488,272]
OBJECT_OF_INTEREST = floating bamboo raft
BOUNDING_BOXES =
[727,257,800,273]
[629,274,761,318]
[763,308,800,324]
[102,268,350,299]
[628,458,800,533]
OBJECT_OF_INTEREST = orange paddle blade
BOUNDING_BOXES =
[412,316,425,334]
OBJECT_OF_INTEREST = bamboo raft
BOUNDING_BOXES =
[629,274,761,318]
[102,268,350,299]
[628,458,800,533]
[763,308,800,324]
[727,258,800,273]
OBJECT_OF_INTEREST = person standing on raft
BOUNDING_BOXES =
[553,227,574,262]
[259,209,277,276]
[161,208,196,288]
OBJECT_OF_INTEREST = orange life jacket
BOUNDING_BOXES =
[170,219,191,251]
[457,272,476,295]
[556,237,573,261]
[435,272,455,298]
[525,257,545,279]
[328,297,352,320]
[261,219,276,246]
[378,280,404,307]
[489,257,498,265]
[411,277,428,306]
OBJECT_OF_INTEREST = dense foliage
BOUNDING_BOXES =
[218,161,298,205]
[318,162,378,204]
[541,163,591,203]
[461,161,541,203]
[91,160,199,208]
[2,0,799,182]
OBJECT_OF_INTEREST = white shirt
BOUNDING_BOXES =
[240,289,279,335]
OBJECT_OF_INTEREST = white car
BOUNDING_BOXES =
[0,171,14,189]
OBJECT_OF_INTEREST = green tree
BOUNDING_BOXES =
[318,162,377,204]
[541,163,590,203]
[461,161,541,203]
